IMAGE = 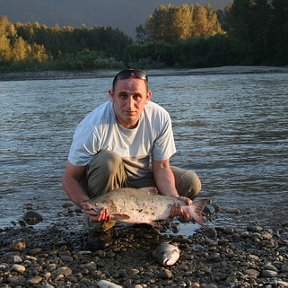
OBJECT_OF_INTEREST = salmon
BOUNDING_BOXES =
[88,187,208,225]
[153,242,180,266]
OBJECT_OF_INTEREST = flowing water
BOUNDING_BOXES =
[1,71,287,232]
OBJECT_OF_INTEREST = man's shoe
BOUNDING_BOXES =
[87,230,113,251]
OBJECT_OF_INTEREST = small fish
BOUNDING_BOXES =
[88,187,209,226]
[153,242,180,266]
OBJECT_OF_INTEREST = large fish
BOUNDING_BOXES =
[88,187,209,226]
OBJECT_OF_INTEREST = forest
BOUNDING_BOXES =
[0,0,287,72]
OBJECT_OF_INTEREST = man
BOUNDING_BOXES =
[63,69,201,250]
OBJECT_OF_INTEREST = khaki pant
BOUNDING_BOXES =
[84,150,201,232]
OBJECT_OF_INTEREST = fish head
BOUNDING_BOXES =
[161,248,180,266]
[153,244,180,266]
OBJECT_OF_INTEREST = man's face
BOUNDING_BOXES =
[109,78,152,129]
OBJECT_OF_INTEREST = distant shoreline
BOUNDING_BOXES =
[1,65,288,81]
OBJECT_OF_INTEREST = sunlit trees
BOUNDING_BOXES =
[138,4,224,42]
[0,17,132,71]
[0,16,47,67]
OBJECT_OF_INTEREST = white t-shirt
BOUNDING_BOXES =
[68,101,176,179]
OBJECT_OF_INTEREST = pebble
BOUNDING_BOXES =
[244,268,260,278]
[27,275,43,285]
[159,268,173,279]
[53,266,73,278]
[12,255,22,263]
[263,263,278,272]
[11,264,26,273]
[261,269,278,277]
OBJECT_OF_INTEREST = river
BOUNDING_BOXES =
[0,70,287,232]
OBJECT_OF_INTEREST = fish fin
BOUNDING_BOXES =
[189,198,210,224]
[111,213,130,220]
[102,220,116,231]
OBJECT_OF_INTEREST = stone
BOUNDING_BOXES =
[27,276,43,285]
[262,270,278,277]
[11,264,26,273]
[244,268,260,278]
[159,268,173,279]
[23,211,44,225]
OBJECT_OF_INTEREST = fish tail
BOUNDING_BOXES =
[188,198,209,224]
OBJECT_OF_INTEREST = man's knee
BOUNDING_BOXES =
[173,167,201,199]
[88,150,123,174]
[184,170,201,197]
[86,150,127,197]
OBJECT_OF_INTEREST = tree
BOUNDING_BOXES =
[192,5,223,37]
[173,4,193,40]
[269,0,288,63]
[141,4,223,42]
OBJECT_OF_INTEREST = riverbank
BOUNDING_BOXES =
[1,217,288,288]
[1,199,288,288]
[1,66,288,81]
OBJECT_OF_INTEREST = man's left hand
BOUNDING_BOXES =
[177,196,192,206]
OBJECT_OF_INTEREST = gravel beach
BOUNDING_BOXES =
[1,66,288,287]
[1,205,288,288]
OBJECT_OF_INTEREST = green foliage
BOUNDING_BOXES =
[0,17,131,71]
[124,42,176,68]
[225,0,288,65]
[125,35,239,68]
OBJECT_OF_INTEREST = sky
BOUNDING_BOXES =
[0,0,232,37]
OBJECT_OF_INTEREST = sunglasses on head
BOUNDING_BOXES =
[112,69,148,89]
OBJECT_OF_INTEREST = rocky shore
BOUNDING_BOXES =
[1,210,288,288]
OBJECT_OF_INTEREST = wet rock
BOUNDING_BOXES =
[23,211,44,225]
[202,227,217,239]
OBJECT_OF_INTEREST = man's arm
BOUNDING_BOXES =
[152,159,192,205]
[152,159,178,197]
[63,162,88,207]
[63,162,112,221]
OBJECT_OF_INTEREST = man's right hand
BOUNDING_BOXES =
[81,201,112,222]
